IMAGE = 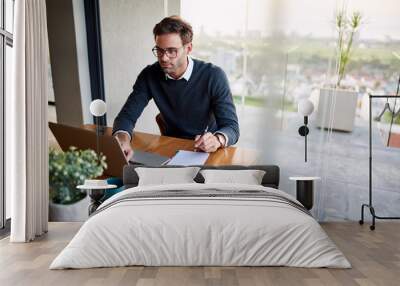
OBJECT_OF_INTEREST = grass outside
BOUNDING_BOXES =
[233,95,297,112]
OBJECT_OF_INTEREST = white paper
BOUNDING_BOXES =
[166,150,209,166]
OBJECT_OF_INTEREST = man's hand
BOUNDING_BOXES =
[194,132,223,153]
[115,133,134,161]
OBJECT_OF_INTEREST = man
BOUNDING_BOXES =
[113,16,239,161]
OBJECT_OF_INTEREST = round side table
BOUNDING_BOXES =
[77,184,117,215]
[289,177,320,210]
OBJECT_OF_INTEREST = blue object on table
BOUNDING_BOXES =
[104,178,124,200]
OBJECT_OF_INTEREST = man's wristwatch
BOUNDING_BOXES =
[215,134,225,149]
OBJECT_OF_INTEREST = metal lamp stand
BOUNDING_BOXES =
[95,116,106,162]
[298,116,309,162]
[359,94,400,230]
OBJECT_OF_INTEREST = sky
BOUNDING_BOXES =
[181,0,400,40]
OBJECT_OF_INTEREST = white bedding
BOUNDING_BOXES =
[50,183,351,269]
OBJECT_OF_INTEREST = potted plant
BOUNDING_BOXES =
[315,9,363,132]
[49,146,107,221]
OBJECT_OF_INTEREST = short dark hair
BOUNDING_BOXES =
[153,16,193,45]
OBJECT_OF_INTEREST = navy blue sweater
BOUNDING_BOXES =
[112,58,240,146]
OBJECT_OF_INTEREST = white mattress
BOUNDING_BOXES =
[50,183,351,269]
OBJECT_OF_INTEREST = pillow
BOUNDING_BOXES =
[135,167,201,186]
[200,169,266,185]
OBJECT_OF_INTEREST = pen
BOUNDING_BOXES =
[194,125,208,151]
[202,125,209,135]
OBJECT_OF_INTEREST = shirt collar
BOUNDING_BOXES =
[165,56,193,81]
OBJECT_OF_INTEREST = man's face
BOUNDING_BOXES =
[154,33,192,76]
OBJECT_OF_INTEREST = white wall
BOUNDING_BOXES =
[100,0,181,133]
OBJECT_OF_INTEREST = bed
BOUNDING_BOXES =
[50,165,350,269]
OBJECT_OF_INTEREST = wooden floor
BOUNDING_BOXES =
[0,222,399,286]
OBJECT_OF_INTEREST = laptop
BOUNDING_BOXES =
[49,122,170,177]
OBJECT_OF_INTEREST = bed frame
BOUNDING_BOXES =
[123,165,280,189]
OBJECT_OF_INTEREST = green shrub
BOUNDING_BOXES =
[49,147,107,204]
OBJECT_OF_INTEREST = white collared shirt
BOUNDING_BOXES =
[165,56,194,81]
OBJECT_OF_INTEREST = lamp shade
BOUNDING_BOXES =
[90,99,107,117]
[298,99,314,116]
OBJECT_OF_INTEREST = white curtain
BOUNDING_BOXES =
[7,0,49,242]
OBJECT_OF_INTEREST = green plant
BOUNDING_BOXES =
[335,9,363,87]
[49,147,107,205]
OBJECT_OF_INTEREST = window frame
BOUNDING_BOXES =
[0,0,13,233]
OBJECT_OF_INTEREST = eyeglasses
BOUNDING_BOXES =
[152,46,184,58]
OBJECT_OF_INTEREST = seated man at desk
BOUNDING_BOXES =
[112,16,239,161]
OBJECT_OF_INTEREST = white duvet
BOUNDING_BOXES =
[50,183,351,269]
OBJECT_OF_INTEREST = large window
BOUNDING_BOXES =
[0,0,14,231]
[182,0,400,221]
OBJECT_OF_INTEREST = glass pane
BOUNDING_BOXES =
[5,0,14,33]
[5,44,12,219]
[181,0,400,221]
[0,37,3,227]
[0,0,3,30]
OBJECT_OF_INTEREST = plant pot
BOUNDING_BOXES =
[314,88,358,132]
[49,194,90,222]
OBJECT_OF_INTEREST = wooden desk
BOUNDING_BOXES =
[83,125,259,165]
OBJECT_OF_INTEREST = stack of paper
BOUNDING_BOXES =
[166,150,209,166]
